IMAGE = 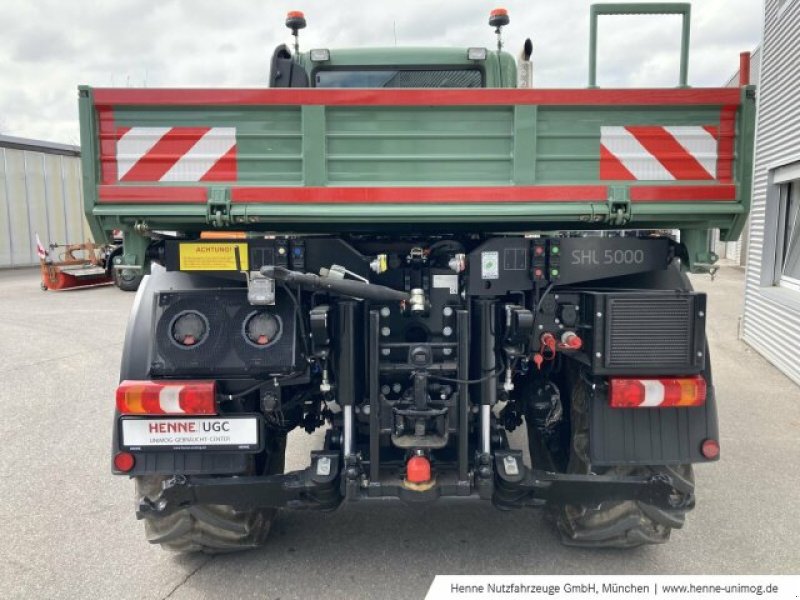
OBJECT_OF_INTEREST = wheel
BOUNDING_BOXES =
[40,282,48,291]
[135,437,286,554]
[553,372,694,548]
[114,267,143,292]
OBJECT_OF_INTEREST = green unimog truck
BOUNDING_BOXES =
[82,4,755,551]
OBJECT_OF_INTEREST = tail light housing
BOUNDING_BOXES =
[609,375,707,408]
[116,380,216,415]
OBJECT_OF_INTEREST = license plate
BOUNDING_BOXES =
[120,416,260,451]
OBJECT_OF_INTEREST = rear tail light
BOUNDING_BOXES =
[113,451,135,472]
[701,438,721,460]
[609,375,706,408]
[116,380,216,415]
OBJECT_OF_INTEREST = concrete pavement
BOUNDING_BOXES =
[0,266,798,600]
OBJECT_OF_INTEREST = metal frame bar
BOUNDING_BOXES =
[457,309,470,481]
[368,310,381,482]
[589,3,691,88]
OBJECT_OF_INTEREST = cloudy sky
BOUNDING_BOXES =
[0,0,762,145]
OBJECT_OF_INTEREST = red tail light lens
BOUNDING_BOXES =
[116,380,216,415]
[701,438,721,460]
[609,375,707,408]
[113,451,135,472]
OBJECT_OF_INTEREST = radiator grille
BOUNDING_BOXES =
[606,296,694,369]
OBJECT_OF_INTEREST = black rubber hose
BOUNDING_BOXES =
[262,266,410,302]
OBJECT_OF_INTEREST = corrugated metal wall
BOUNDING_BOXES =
[0,140,88,268]
[742,0,800,386]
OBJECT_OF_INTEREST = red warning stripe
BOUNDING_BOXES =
[717,106,737,183]
[630,185,736,202]
[92,87,743,107]
[120,127,210,182]
[200,145,237,182]
[599,144,636,181]
[230,185,608,204]
[625,126,715,181]
[97,108,117,185]
[96,184,736,204]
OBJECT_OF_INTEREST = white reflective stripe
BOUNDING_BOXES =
[159,386,185,413]
[600,126,674,180]
[160,127,236,182]
[664,126,718,178]
[116,127,171,179]
[639,380,666,407]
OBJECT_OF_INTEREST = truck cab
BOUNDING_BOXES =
[270,46,518,89]
[270,9,520,89]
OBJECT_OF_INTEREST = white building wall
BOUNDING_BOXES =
[0,138,87,268]
[742,0,800,386]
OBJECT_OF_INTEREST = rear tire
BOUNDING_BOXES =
[135,438,286,554]
[136,477,276,553]
[553,373,694,548]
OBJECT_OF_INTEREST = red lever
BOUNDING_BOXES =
[560,331,583,350]
[540,333,557,355]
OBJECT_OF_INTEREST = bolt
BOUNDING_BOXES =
[698,311,705,317]
[381,348,390,356]
[596,312,603,318]
[381,326,391,337]
[380,306,391,317]
[595,352,602,358]
[443,326,453,337]
[443,306,454,317]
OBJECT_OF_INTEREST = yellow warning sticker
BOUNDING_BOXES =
[179,243,249,271]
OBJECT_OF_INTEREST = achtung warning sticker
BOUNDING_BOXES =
[179,243,249,271]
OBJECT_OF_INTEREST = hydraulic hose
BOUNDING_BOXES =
[261,265,410,303]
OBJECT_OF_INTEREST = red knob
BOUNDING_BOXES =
[406,455,431,484]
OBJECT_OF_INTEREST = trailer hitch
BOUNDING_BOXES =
[136,452,342,518]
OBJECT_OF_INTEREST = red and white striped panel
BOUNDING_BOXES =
[600,125,718,181]
[116,127,237,182]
